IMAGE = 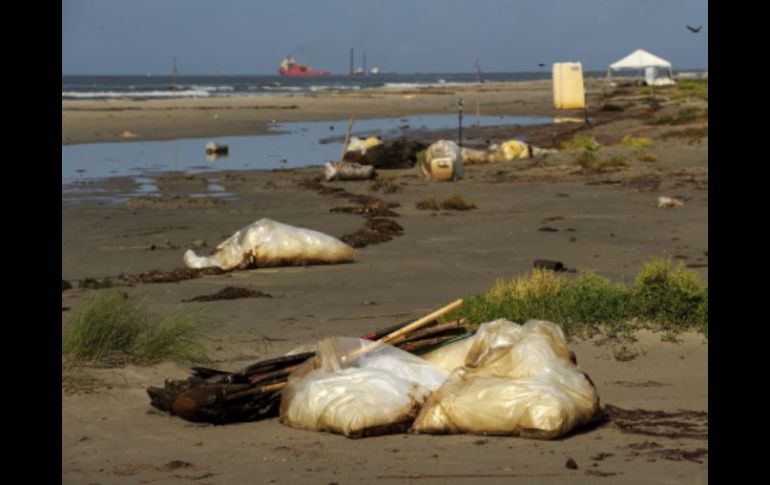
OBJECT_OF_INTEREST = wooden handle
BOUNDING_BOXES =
[379,299,464,345]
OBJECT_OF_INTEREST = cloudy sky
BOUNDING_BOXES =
[62,0,708,75]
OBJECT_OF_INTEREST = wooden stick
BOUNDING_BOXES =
[340,299,465,364]
[386,318,467,346]
[379,299,464,345]
[339,116,355,164]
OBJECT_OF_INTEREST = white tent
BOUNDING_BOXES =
[607,49,675,86]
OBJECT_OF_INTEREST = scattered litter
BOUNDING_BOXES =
[344,139,427,170]
[147,300,467,425]
[183,218,358,271]
[120,130,137,138]
[657,196,684,208]
[324,162,376,181]
[346,136,381,155]
[205,142,229,155]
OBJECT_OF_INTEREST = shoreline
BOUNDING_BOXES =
[62,80,608,145]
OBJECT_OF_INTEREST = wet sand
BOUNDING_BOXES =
[62,80,708,484]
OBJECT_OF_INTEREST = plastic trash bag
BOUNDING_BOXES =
[280,337,448,438]
[420,335,475,372]
[412,319,600,439]
[183,218,358,271]
[422,140,463,181]
[346,136,381,155]
[324,162,376,181]
[461,140,534,164]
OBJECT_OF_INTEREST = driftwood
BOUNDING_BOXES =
[147,300,468,424]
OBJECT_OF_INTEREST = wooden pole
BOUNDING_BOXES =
[339,116,355,164]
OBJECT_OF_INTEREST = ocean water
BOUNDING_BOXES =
[62,72,556,100]
[62,114,554,190]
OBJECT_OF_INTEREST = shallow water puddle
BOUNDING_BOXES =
[62,114,553,197]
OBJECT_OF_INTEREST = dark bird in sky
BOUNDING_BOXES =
[538,63,546,67]
[686,25,702,33]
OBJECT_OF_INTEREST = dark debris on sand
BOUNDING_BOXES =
[184,286,272,302]
[341,219,404,248]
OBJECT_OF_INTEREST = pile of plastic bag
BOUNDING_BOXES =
[280,337,448,437]
[346,136,381,155]
[183,218,358,271]
[414,319,600,438]
[279,319,600,439]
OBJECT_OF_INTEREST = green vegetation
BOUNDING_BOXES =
[620,135,653,149]
[650,107,707,126]
[576,151,628,171]
[562,134,601,152]
[660,127,709,140]
[443,259,708,340]
[62,291,208,366]
[672,79,708,101]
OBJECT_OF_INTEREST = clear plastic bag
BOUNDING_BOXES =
[183,218,358,271]
[279,337,448,438]
[412,319,600,439]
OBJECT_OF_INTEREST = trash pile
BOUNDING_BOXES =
[183,218,358,271]
[148,300,601,440]
[148,300,468,425]
[421,140,463,181]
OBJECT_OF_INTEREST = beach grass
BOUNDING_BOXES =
[660,127,708,140]
[442,259,708,339]
[62,291,208,366]
[562,134,601,152]
[651,107,707,126]
[672,79,708,101]
[620,135,653,149]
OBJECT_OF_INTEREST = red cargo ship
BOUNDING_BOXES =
[278,56,331,76]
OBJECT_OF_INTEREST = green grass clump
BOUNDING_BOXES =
[577,151,628,171]
[620,135,653,149]
[443,259,707,339]
[672,79,708,101]
[635,151,660,163]
[562,134,601,152]
[660,127,709,140]
[63,291,207,366]
[651,107,706,126]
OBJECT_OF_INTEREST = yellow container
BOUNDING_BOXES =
[553,62,586,110]
[428,158,454,181]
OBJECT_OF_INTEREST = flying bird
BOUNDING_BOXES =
[686,25,702,33]
[538,63,546,67]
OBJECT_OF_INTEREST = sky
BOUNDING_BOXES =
[62,0,708,75]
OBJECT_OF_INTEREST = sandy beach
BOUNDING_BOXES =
[62,79,708,484]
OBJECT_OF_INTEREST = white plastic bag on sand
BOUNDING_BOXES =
[280,337,448,438]
[324,162,376,181]
[422,140,463,181]
[346,136,381,155]
[412,319,600,439]
[420,335,475,372]
[183,218,358,271]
